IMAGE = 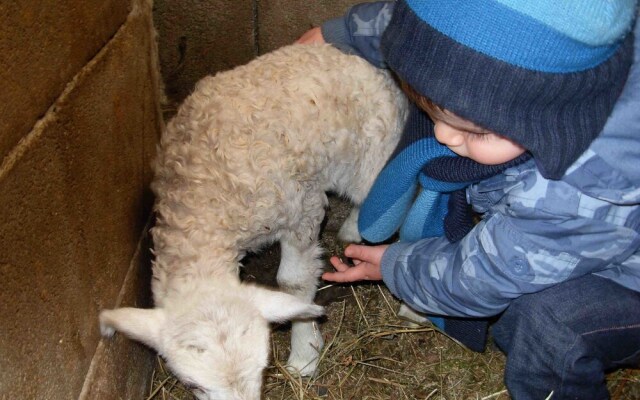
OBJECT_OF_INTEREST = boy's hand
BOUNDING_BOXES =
[296,27,325,44]
[323,244,389,283]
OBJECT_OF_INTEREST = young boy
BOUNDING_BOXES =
[298,1,640,398]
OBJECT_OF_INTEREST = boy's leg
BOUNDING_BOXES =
[492,274,640,400]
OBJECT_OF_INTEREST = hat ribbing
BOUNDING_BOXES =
[382,0,635,179]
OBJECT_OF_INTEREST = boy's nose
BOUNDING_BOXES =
[434,123,465,147]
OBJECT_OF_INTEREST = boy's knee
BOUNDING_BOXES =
[493,290,576,356]
[501,291,559,332]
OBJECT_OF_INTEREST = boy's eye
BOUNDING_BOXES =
[467,131,492,141]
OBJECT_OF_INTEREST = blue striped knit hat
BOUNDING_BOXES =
[382,0,636,179]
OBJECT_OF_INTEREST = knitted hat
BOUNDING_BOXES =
[382,0,636,179]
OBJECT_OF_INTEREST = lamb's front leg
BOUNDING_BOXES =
[277,236,325,376]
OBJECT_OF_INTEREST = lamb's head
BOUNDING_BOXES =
[99,283,324,399]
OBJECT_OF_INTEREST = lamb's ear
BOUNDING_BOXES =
[99,307,166,351]
[244,285,324,323]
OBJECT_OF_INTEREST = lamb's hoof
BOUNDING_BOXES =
[98,311,116,337]
[336,207,362,243]
[337,221,361,243]
[288,321,324,377]
[285,355,319,377]
[397,303,429,327]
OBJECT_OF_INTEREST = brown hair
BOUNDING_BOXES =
[399,80,444,114]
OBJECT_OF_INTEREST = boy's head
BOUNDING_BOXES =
[383,0,637,179]
[400,80,526,165]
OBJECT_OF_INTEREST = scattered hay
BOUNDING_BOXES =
[262,284,508,400]
[148,282,503,399]
[148,282,640,399]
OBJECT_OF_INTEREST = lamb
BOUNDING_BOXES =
[99,43,408,399]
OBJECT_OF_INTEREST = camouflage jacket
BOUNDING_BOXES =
[324,2,640,317]
[380,16,640,318]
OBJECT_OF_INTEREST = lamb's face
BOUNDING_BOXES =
[99,283,324,399]
[161,298,270,400]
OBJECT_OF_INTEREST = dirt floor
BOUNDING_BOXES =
[146,196,640,399]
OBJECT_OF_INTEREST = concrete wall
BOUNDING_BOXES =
[0,0,163,398]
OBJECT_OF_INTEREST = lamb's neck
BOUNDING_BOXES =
[152,247,242,303]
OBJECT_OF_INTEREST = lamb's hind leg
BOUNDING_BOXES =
[337,205,362,243]
[277,233,325,376]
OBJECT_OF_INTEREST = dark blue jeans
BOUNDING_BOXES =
[492,274,640,400]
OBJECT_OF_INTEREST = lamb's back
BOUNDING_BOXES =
[151,44,404,256]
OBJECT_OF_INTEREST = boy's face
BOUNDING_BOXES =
[424,105,526,165]
[400,81,526,165]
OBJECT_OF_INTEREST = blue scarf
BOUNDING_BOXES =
[358,105,466,242]
[358,104,530,351]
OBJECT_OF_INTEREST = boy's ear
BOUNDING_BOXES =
[99,307,166,351]
[243,284,324,323]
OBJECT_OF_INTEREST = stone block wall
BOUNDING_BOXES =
[0,0,163,398]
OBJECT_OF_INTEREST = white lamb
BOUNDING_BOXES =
[99,43,407,399]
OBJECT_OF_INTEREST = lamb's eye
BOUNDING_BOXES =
[186,344,206,354]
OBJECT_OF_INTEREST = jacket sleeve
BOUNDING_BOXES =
[380,207,640,318]
[320,1,395,68]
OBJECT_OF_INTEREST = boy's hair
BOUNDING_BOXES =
[382,0,636,179]
[399,80,442,114]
